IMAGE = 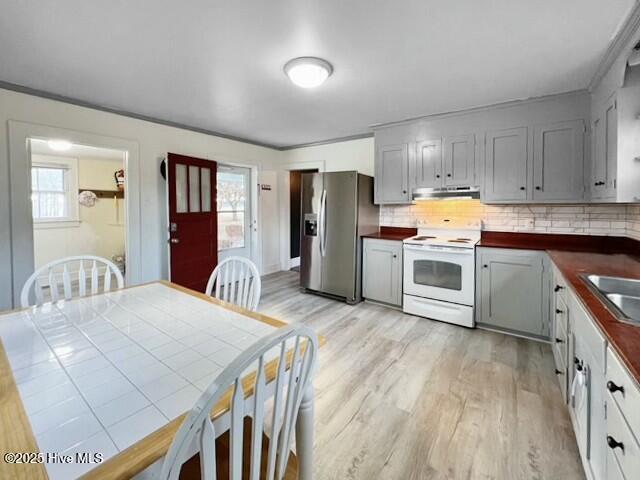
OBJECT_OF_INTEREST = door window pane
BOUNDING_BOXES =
[189,165,200,212]
[201,167,211,212]
[217,170,247,250]
[175,164,187,213]
[413,260,462,290]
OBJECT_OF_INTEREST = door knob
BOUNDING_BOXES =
[607,436,624,451]
[169,238,180,244]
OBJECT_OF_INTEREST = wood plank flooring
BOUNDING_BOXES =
[259,271,585,480]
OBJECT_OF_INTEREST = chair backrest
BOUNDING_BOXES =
[20,255,125,308]
[206,256,262,311]
[160,324,319,480]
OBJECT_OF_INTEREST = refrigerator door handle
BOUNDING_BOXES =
[319,189,327,257]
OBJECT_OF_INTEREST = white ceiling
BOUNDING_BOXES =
[0,0,635,148]
[30,139,125,161]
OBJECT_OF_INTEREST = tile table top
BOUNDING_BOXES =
[0,282,279,479]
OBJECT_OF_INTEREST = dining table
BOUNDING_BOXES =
[0,280,319,479]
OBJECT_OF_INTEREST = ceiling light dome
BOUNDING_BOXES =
[284,57,333,88]
[47,139,72,151]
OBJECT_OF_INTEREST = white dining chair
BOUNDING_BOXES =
[20,255,125,308]
[205,256,262,311]
[160,324,319,480]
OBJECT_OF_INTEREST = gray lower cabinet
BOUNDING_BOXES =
[476,247,550,339]
[362,238,402,307]
[375,143,410,204]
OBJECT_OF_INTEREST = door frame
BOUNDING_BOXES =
[278,161,325,271]
[6,120,142,307]
[164,156,260,276]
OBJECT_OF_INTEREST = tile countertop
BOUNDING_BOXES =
[478,231,640,386]
[362,226,417,242]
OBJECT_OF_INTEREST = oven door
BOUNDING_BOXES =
[403,244,475,306]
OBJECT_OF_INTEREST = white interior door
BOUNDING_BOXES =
[217,164,252,262]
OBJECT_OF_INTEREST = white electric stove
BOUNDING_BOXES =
[402,223,480,327]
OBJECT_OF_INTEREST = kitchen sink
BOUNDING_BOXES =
[582,274,640,325]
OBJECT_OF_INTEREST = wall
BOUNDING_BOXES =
[280,137,374,176]
[0,88,281,310]
[380,201,635,237]
[628,204,640,240]
[33,155,126,269]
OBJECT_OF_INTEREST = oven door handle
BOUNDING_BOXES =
[403,245,474,255]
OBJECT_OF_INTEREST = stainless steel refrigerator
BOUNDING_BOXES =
[300,171,379,304]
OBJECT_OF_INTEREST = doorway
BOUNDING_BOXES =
[6,121,141,309]
[29,139,127,295]
[289,169,318,269]
[217,164,252,262]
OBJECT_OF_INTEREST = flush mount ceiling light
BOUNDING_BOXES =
[284,57,333,88]
[47,139,72,151]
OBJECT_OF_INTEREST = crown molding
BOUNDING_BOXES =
[588,1,640,92]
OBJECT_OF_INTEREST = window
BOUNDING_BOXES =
[217,168,249,250]
[31,156,79,224]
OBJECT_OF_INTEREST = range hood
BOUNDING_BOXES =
[412,186,480,201]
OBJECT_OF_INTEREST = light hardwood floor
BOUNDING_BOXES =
[259,271,585,480]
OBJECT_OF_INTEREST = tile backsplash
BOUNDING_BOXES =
[380,201,640,240]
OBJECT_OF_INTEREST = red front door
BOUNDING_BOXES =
[167,153,218,292]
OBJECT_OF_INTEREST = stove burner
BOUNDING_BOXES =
[413,236,436,241]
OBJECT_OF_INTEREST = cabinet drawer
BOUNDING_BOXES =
[552,267,568,303]
[606,391,640,478]
[607,347,640,436]
[606,445,626,480]
[569,292,606,373]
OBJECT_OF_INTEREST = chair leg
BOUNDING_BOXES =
[295,385,315,480]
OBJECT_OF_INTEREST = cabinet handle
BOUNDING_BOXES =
[403,190,407,194]
[535,186,541,190]
[555,368,563,375]
[392,254,397,258]
[447,173,452,177]
[555,338,564,344]
[574,356,580,365]
[436,174,440,178]
[554,285,563,292]
[606,381,624,394]
[555,308,563,314]
[519,186,525,190]
[483,264,488,268]
[607,436,624,452]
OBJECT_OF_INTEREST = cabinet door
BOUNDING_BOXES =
[533,120,585,201]
[478,248,549,338]
[362,239,402,306]
[375,143,410,204]
[413,139,442,189]
[483,127,528,202]
[443,134,475,186]
[592,96,617,200]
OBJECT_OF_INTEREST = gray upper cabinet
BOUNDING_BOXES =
[375,143,410,204]
[483,127,528,202]
[443,134,475,186]
[591,95,617,200]
[362,238,402,307]
[532,119,585,201]
[412,139,442,189]
[476,247,550,339]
